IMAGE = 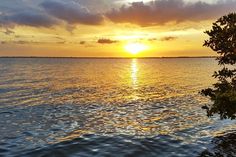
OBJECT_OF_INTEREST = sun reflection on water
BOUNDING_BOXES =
[131,59,138,89]
[130,59,140,101]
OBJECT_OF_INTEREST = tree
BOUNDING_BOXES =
[201,13,236,120]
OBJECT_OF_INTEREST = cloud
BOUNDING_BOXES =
[0,11,59,28]
[148,38,157,41]
[56,41,66,44]
[80,41,86,45]
[10,12,58,27]
[2,29,14,35]
[55,36,64,40]
[1,0,235,29]
[0,41,7,44]
[106,0,236,26]
[41,0,104,25]
[0,0,105,29]
[0,40,42,45]
[76,0,121,12]
[161,36,178,41]
[97,38,118,44]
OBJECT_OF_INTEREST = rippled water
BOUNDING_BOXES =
[0,58,235,157]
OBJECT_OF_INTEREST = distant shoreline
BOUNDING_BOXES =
[0,56,217,59]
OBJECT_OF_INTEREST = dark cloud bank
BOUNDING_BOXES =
[106,0,236,26]
[0,0,236,29]
[0,11,58,28]
[0,0,103,28]
[40,0,103,25]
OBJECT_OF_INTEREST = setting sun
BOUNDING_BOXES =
[125,43,148,55]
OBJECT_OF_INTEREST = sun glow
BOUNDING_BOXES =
[125,43,148,55]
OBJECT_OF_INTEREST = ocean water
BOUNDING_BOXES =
[0,58,235,157]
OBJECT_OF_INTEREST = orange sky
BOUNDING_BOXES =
[0,0,235,57]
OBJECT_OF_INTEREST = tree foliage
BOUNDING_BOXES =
[201,13,236,119]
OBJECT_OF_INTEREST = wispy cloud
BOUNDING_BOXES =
[0,40,44,45]
[2,28,14,35]
[97,38,118,44]
[160,36,178,41]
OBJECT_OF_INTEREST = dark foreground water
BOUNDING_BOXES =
[0,58,235,157]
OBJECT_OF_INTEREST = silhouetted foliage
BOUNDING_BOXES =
[201,13,236,119]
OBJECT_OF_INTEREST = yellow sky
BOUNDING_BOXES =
[0,21,213,57]
[0,0,234,57]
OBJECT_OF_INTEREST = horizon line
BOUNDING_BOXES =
[0,56,217,59]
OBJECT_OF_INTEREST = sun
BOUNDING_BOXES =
[125,43,148,55]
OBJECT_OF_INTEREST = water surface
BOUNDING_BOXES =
[0,58,235,156]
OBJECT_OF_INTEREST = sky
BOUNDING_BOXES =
[0,0,236,57]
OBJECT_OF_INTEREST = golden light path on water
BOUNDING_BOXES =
[131,59,138,88]
[55,58,234,142]
[130,59,139,101]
